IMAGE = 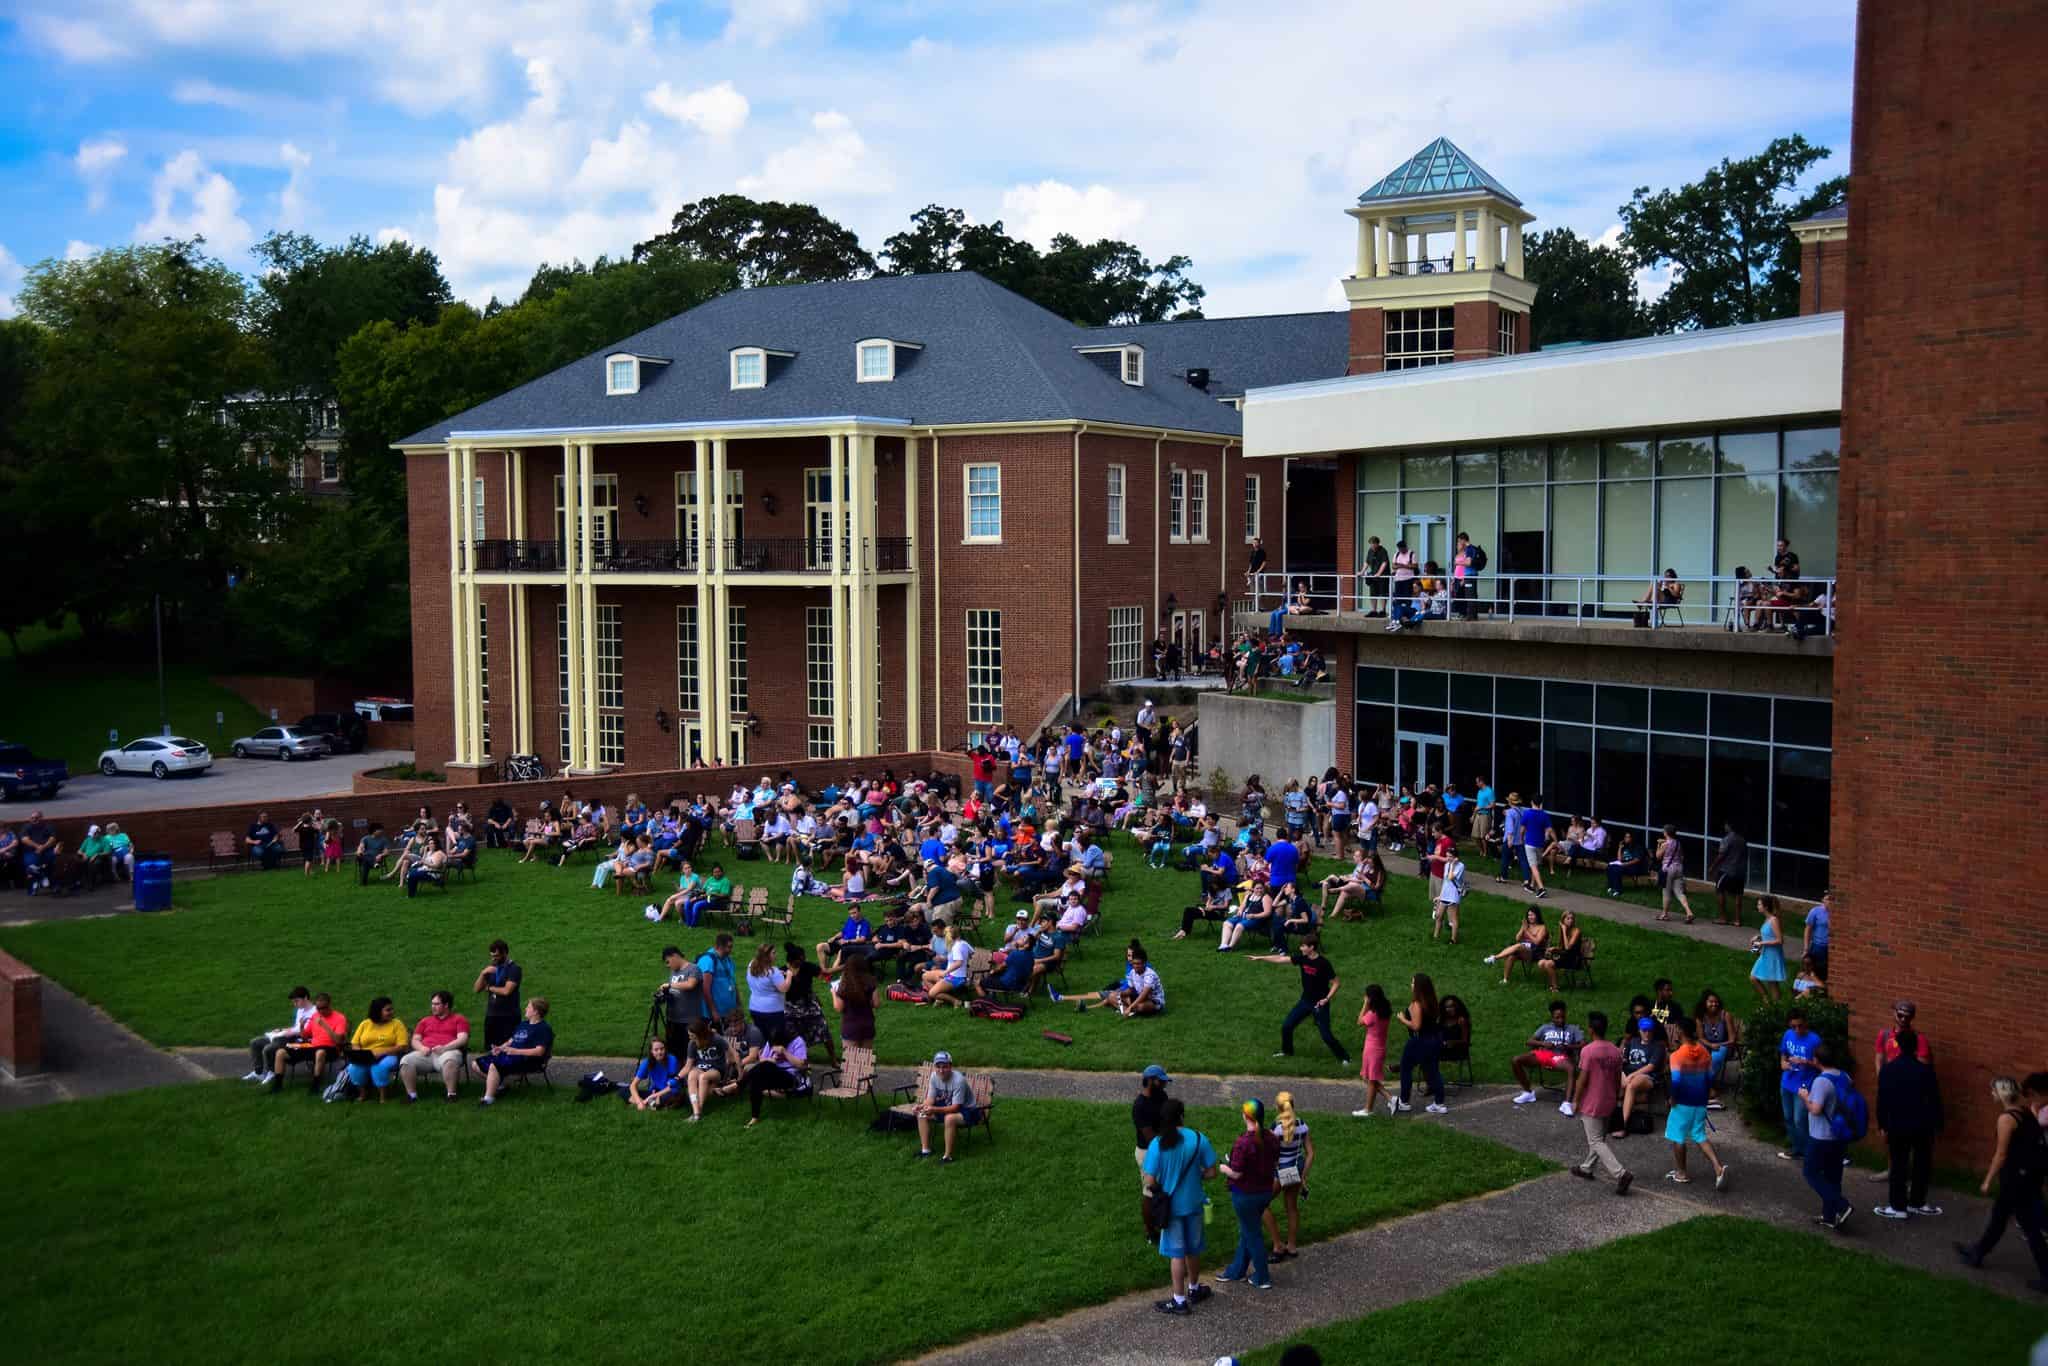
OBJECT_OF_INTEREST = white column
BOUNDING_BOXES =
[459,442,481,762]
[903,436,921,751]
[1389,223,1406,272]
[829,433,849,758]
[446,449,469,766]
[578,442,599,769]
[1450,210,1466,272]
[708,437,730,765]
[510,449,531,754]
[561,443,580,771]
[1373,219,1388,278]
[852,433,877,754]
[1354,217,1370,278]
[1508,220,1525,276]
[1476,205,1496,270]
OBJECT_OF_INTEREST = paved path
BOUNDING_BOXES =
[34,748,410,816]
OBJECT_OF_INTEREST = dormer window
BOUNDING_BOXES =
[1122,346,1144,386]
[1074,343,1145,387]
[854,337,922,383]
[607,355,640,395]
[731,349,765,390]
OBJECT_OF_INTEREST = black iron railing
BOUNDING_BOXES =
[595,539,699,573]
[472,536,912,574]
[471,539,565,572]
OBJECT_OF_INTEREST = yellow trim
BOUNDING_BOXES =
[904,435,921,751]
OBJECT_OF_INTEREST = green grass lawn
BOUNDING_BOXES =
[3,1086,1547,1366]
[1245,1214,2045,1364]
[0,832,1753,1083]
[0,618,270,772]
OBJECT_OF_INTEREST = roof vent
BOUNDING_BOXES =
[1185,367,1210,391]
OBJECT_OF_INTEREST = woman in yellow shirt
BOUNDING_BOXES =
[345,997,411,1102]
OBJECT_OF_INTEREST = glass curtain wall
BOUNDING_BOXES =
[1354,425,1839,616]
[1354,664,1831,896]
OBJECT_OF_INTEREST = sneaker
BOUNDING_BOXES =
[1512,1090,1537,1105]
[1482,954,1497,964]
[912,1149,931,1160]
[1425,1102,1448,1114]
[1714,1166,1731,1192]
[476,1096,494,1107]
[1214,1270,1242,1283]
[1663,1170,1691,1184]
[1249,1279,1274,1291]
[256,1071,275,1086]
[1874,1206,1909,1220]
[1047,988,1063,1003]
[1188,1284,1212,1304]
[241,1070,263,1082]
[1272,1051,1291,1058]
[444,1093,459,1103]
[1351,1107,1374,1118]
[1706,1099,1724,1111]
[1390,1099,1412,1113]
[1911,1204,1944,1216]
[1777,1150,1799,1161]
[1829,1204,1853,1230]
[1559,1101,1576,1117]
[1534,888,1548,899]
[1383,620,1400,633]
[1615,1171,1633,1195]
[1154,1298,1192,1316]
[940,1155,955,1165]
[1569,1165,1594,1181]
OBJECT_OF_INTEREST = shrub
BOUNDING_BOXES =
[1206,764,1234,804]
[1737,993,1854,1135]
[375,762,446,784]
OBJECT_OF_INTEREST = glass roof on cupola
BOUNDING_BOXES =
[1357,137,1522,207]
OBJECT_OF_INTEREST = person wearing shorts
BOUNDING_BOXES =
[1511,1001,1584,1116]
[1665,1017,1730,1189]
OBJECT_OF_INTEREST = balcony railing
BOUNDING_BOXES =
[470,536,912,575]
[1245,570,1836,638]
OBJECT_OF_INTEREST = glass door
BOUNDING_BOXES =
[804,467,835,569]
[1396,730,1448,796]
[681,721,705,768]
[726,725,748,767]
[1397,514,1447,571]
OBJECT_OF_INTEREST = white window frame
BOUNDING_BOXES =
[730,348,766,390]
[1188,469,1208,543]
[1106,463,1127,543]
[606,354,639,395]
[1167,468,1186,542]
[676,603,699,713]
[806,722,835,759]
[726,604,748,714]
[963,463,1002,544]
[557,603,573,764]
[322,402,339,432]
[1498,310,1518,356]
[319,448,340,483]
[966,609,1004,725]
[472,477,486,538]
[805,606,835,718]
[1121,345,1144,386]
[855,339,901,383]
[1243,473,1261,543]
[287,451,305,484]
[1108,606,1143,683]
[595,603,623,766]
[476,600,491,758]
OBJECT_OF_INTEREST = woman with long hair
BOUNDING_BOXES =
[1395,973,1447,1114]
[1262,1091,1315,1259]
[922,922,977,1008]
[1654,824,1695,923]
[1217,1098,1280,1290]
[1693,987,1738,1109]
[739,1021,809,1129]
[1353,984,1394,1117]
[627,1036,683,1111]
[1749,895,1787,1003]
[781,942,834,1066]
[1483,906,1547,983]
[744,942,790,1038]
[1142,1097,1220,1315]
[830,952,881,1056]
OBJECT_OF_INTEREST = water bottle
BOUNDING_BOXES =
[1201,1193,1213,1227]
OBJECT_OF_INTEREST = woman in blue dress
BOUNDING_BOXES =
[1749,894,1787,1004]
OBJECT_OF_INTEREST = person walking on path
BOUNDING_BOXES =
[1393,973,1448,1114]
[1798,1044,1854,1230]
[1664,1016,1731,1191]
[1873,1026,1944,1220]
[1569,1011,1633,1194]
[1264,1091,1314,1259]
[1708,822,1748,925]
[1216,1098,1280,1291]
[1144,1099,1220,1316]
[1654,824,1695,923]
[1253,935,1351,1067]
[1352,983,1393,1117]
[1132,1064,1172,1228]
[1955,1077,2048,1292]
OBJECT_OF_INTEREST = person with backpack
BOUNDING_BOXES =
[1955,1076,2048,1290]
[1798,1043,1863,1230]
[1453,531,1487,620]
[1143,1098,1220,1315]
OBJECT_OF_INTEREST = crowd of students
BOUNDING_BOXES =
[0,810,136,894]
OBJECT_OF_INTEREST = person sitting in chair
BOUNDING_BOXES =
[268,991,348,1093]
[1633,569,1684,623]
[399,990,471,1102]
[913,1050,981,1162]
[475,999,553,1108]
[1510,1000,1585,1116]
[739,1021,809,1128]
[1604,830,1649,897]
[1174,882,1233,940]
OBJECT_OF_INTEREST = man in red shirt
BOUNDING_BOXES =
[970,749,996,800]
[1568,1011,1633,1195]
[400,990,472,1102]
[269,992,347,1094]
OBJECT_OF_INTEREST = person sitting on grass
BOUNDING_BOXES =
[1052,941,1164,1017]
[399,990,471,1103]
[739,1021,809,1128]
[651,861,704,926]
[1482,906,1549,983]
[684,1019,742,1120]
[913,1050,979,1163]
[1175,882,1233,941]
[628,1037,684,1112]
[269,992,348,1093]
[1510,999,1584,1115]
[344,997,410,1104]
[475,999,553,1108]
[1614,1014,1667,1138]
[243,985,315,1084]
[921,923,978,1008]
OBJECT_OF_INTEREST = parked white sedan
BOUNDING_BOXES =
[98,736,214,780]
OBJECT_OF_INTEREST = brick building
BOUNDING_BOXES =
[398,270,1348,779]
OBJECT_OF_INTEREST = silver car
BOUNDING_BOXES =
[230,726,331,761]
[97,737,213,779]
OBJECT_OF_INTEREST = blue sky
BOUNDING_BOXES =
[0,0,1856,320]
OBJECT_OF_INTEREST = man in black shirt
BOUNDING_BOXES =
[1133,1064,1171,1223]
[1362,535,1392,616]
[245,812,282,870]
[1254,934,1350,1065]
[1771,539,1801,583]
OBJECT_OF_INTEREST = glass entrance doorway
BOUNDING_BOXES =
[1396,730,1447,796]
[1397,514,1447,572]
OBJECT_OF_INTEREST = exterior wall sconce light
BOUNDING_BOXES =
[654,706,671,733]
[761,492,780,516]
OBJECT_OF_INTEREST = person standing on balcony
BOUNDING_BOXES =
[1362,536,1391,618]
[1246,536,1268,592]
[1385,541,1419,632]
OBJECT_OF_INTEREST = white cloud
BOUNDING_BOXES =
[75,138,128,212]
[1596,222,1677,304]
[172,79,260,112]
[21,15,128,61]
[722,0,839,45]
[278,143,314,228]
[0,245,23,319]
[739,110,890,200]
[645,80,749,138]
[446,58,580,201]
[571,121,658,197]
[65,240,97,261]
[1000,180,1147,248]
[135,151,254,254]
[374,227,412,246]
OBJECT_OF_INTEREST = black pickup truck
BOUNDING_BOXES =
[0,742,68,801]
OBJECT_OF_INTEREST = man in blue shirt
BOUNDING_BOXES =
[923,861,963,926]
[1063,726,1086,773]
[1265,834,1300,894]
[1519,795,1551,898]
[1142,1101,1219,1315]
[1472,777,1496,849]
[918,833,946,867]
[818,907,875,970]
[476,999,554,1107]
[1497,794,1524,883]
[1802,890,1833,982]
[697,934,740,1023]
[1072,833,1107,880]
[1201,846,1238,896]
[1777,1005,1824,1159]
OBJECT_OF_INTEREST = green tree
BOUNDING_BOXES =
[224,499,413,680]
[253,231,451,395]
[1619,134,1844,331]
[510,245,736,373]
[633,194,874,286]
[1521,227,1649,346]
[0,319,65,659]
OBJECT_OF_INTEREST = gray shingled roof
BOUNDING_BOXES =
[399,272,1349,446]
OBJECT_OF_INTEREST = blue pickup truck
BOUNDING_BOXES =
[0,742,68,801]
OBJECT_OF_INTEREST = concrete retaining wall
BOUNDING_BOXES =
[1198,692,1336,792]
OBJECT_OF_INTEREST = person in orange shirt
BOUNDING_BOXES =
[269,992,347,1094]
[1665,1016,1731,1190]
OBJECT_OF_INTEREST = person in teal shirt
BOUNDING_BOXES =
[697,934,740,1022]
[1142,1098,1219,1315]
[1777,1005,1824,1159]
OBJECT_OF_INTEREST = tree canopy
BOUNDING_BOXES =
[633,194,874,287]
[1521,227,1649,347]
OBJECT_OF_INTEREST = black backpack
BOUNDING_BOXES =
[1467,543,1489,571]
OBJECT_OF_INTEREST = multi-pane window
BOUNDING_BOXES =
[858,342,892,381]
[608,358,635,393]
[1122,347,1144,385]
[806,606,834,717]
[288,452,305,484]
[1498,311,1519,356]
[808,722,835,759]
[596,603,623,766]
[1108,606,1143,682]
[1385,307,1455,370]
[966,609,1004,725]
[676,470,744,549]
[1244,474,1261,543]
[320,449,340,482]
[964,464,1002,542]
[726,605,748,713]
[1188,470,1208,543]
[553,474,619,550]
[677,604,699,712]
[557,603,572,764]
[731,350,765,389]
[472,478,486,538]
[1106,464,1126,542]
[1168,469,1186,541]
[476,601,491,758]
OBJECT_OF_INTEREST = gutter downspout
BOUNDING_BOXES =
[1073,424,1088,724]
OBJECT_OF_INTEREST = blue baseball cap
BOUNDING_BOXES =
[1636,1016,1656,1031]
[1142,1064,1170,1083]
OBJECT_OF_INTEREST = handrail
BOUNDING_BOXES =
[469,536,913,576]
[1243,570,1836,638]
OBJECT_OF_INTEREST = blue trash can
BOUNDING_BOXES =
[135,857,174,912]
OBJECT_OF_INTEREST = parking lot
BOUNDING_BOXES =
[16,749,414,817]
